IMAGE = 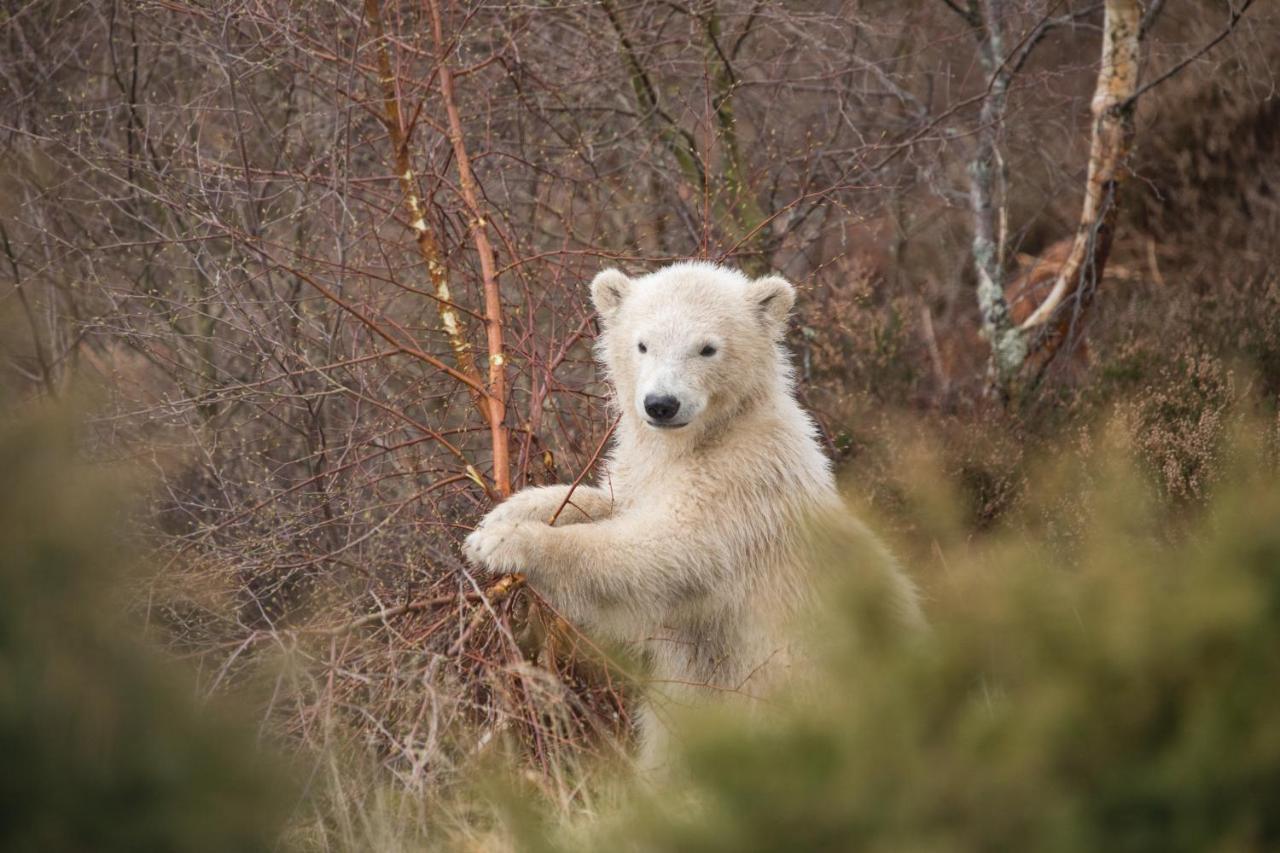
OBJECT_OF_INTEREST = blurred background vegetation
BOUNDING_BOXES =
[2,0,1279,848]
[0,407,292,852]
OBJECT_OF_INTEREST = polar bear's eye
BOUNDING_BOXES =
[637,342,647,354]
[700,344,717,357]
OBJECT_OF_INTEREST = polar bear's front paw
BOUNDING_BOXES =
[463,521,542,574]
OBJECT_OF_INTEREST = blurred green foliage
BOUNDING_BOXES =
[6,403,1280,853]
[530,424,1280,852]
[0,409,293,853]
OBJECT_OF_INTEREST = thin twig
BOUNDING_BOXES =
[548,413,620,525]
[1121,0,1256,110]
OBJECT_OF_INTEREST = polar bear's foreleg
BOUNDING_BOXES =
[473,484,615,530]
[464,513,723,624]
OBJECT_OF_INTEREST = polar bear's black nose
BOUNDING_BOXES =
[644,394,681,422]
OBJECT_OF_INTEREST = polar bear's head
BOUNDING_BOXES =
[590,261,796,436]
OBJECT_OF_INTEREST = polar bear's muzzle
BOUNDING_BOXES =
[643,393,687,428]
[634,363,706,430]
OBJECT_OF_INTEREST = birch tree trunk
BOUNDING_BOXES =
[968,0,1025,390]
[1015,0,1141,389]
[968,0,1143,399]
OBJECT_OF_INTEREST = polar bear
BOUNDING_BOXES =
[464,261,919,767]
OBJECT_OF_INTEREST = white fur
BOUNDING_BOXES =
[465,261,919,768]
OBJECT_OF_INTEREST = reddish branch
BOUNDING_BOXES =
[424,0,511,498]
[364,0,511,497]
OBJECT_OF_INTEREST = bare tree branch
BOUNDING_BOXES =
[1123,0,1257,109]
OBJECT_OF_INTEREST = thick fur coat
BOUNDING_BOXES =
[465,262,919,767]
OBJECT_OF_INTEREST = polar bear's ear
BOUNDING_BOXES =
[748,274,796,334]
[590,268,632,323]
